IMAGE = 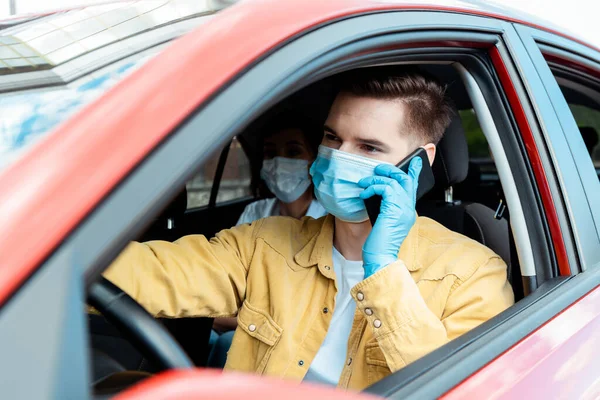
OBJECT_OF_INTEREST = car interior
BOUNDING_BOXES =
[88,62,544,395]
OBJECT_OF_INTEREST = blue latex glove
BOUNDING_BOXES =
[358,157,422,278]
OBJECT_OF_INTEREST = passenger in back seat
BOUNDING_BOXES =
[237,113,327,224]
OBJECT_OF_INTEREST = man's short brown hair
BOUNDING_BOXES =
[338,67,454,145]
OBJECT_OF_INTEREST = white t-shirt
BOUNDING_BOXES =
[303,247,364,386]
[236,198,327,225]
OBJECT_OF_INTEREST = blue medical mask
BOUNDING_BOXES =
[310,145,391,222]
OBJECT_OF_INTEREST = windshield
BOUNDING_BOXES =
[0,0,224,171]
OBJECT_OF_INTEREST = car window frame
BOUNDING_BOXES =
[4,10,599,400]
[512,24,600,272]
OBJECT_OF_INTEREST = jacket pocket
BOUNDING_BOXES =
[365,342,391,385]
[230,300,283,374]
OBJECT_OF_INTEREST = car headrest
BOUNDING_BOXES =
[431,113,469,189]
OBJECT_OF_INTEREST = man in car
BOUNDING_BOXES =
[104,67,514,390]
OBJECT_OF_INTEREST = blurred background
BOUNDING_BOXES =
[0,0,599,52]
[0,0,598,49]
[0,0,234,17]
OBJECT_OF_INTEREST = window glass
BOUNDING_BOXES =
[186,147,220,209]
[186,137,251,209]
[216,137,252,204]
[455,109,503,211]
[541,59,600,172]
[568,104,600,166]
[461,108,487,157]
[460,109,495,174]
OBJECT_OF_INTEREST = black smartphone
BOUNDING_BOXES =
[364,147,435,226]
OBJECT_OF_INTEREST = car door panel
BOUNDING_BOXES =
[442,282,600,399]
[441,282,600,399]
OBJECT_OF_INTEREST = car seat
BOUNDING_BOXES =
[417,113,513,283]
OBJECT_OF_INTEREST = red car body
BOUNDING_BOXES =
[1,0,599,398]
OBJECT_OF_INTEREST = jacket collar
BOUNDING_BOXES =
[294,214,334,269]
[294,214,422,272]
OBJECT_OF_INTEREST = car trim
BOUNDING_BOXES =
[542,46,600,80]
[512,25,600,275]
[536,42,600,271]
[490,47,571,276]
[455,62,536,278]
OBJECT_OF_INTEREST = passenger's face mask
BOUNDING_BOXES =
[261,157,312,203]
[310,145,390,222]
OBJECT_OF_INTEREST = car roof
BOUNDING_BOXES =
[0,0,596,304]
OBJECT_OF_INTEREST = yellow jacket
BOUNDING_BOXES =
[105,214,513,390]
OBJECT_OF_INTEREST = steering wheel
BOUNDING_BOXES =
[88,277,194,370]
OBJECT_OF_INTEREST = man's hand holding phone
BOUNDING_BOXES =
[358,157,422,278]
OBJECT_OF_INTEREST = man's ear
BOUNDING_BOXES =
[421,143,436,166]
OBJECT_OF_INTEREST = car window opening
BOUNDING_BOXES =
[90,59,547,395]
